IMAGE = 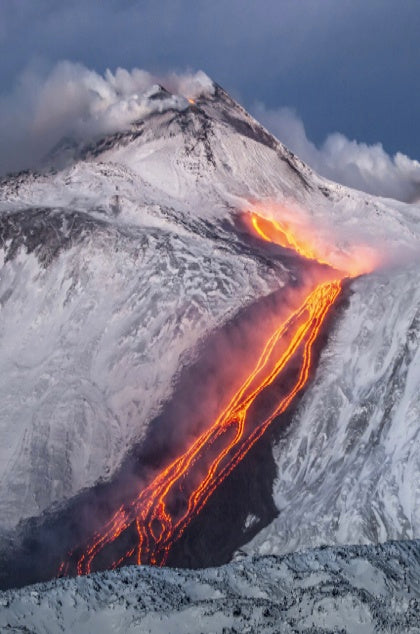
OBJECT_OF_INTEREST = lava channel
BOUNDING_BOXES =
[59,213,347,577]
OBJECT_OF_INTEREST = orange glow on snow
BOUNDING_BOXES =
[57,203,379,577]
[59,278,342,575]
[251,213,331,268]
[249,211,377,278]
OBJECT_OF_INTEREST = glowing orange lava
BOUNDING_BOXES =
[59,213,347,577]
[250,213,331,267]
[249,210,378,277]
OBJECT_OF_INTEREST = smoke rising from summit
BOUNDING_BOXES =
[0,62,213,175]
[1,60,419,206]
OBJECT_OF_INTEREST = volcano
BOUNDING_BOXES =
[0,73,420,628]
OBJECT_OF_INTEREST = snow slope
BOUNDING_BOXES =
[245,264,420,557]
[0,175,286,531]
[1,539,419,633]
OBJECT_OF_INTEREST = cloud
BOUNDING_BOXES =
[1,1,419,165]
[0,61,214,175]
[252,103,420,203]
[1,58,419,205]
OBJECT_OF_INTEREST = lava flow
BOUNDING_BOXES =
[59,212,348,577]
[251,213,330,266]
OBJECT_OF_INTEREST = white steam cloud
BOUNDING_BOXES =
[0,62,214,175]
[253,104,420,203]
[1,61,419,205]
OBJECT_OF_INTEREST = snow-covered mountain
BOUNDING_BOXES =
[0,80,296,531]
[1,71,420,597]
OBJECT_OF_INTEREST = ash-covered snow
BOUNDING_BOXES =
[1,540,419,633]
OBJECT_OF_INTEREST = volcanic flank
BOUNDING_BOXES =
[1,74,420,594]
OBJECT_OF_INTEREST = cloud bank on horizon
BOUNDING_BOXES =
[253,104,420,203]
[1,61,419,204]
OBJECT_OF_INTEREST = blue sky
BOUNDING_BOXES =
[1,0,419,198]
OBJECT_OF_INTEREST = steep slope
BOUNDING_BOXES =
[0,78,320,531]
[245,263,420,557]
[1,540,419,633]
[0,178,287,531]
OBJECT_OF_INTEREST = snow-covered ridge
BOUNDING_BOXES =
[1,539,419,633]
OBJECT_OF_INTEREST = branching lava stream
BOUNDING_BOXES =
[59,211,354,577]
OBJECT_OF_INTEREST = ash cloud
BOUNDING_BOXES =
[253,104,420,203]
[0,61,214,175]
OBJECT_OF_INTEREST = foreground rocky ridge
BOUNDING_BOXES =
[1,539,419,633]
